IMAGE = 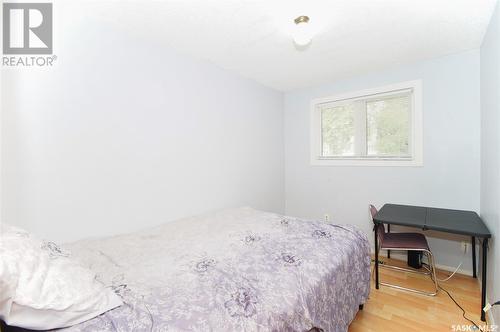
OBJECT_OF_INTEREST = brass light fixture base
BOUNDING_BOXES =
[294,16,310,24]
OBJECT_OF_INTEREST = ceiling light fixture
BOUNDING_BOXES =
[292,15,311,47]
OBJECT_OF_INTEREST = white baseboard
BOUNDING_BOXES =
[486,299,496,326]
[373,251,474,276]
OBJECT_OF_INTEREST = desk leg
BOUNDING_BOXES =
[472,236,476,278]
[375,223,379,289]
[387,224,391,259]
[481,238,488,322]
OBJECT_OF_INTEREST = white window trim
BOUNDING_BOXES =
[310,80,423,167]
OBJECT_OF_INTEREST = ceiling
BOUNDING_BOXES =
[77,0,497,91]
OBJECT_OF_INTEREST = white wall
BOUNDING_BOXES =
[284,50,481,272]
[1,3,284,242]
[480,0,500,323]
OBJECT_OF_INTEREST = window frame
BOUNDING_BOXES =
[310,80,423,167]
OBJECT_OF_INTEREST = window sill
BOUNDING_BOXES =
[310,157,423,167]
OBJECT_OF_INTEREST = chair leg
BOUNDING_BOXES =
[381,262,431,275]
[427,251,439,294]
[379,248,438,296]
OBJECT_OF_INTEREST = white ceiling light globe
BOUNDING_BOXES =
[293,16,311,47]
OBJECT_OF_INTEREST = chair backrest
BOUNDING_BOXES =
[369,204,378,220]
[369,204,385,243]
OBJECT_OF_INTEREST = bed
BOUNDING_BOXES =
[6,208,371,332]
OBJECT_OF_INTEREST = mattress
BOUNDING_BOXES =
[59,207,370,332]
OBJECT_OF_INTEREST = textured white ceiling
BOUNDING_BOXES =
[77,0,497,91]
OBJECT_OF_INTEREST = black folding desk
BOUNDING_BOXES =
[373,204,491,321]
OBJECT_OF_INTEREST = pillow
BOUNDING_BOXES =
[0,223,123,330]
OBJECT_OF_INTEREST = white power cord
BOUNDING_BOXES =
[437,260,463,282]
[430,249,466,282]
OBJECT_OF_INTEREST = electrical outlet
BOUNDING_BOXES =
[461,241,469,253]
[324,214,330,223]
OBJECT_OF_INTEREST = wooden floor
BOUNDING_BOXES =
[349,257,486,332]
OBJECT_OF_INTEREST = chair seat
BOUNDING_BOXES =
[380,232,430,251]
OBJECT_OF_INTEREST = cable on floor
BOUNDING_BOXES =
[439,284,484,332]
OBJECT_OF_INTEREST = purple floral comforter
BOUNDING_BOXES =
[62,208,370,332]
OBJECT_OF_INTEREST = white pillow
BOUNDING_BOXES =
[0,223,123,330]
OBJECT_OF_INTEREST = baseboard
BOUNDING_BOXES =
[373,250,474,276]
[486,299,496,326]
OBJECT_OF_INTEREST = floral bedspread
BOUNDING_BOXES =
[62,208,370,332]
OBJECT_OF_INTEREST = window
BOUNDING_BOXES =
[311,80,423,166]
